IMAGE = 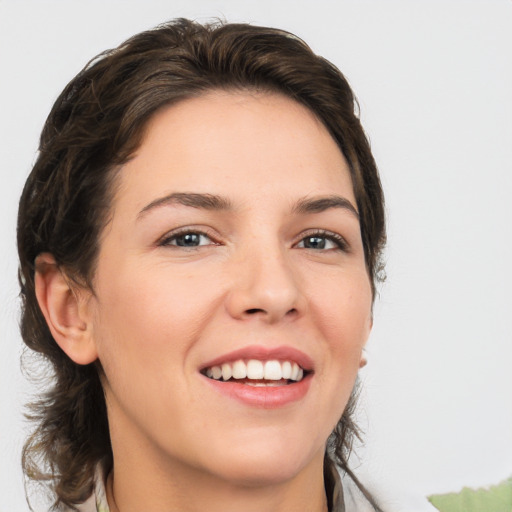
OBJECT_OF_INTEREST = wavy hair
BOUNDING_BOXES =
[17,18,386,510]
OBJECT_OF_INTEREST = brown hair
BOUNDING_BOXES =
[17,18,386,510]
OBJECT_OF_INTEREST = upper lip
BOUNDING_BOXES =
[200,345,314,372]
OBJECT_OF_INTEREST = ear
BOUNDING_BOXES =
[359,348,368,369]
[359,316,373,369]
[34,253,98,365]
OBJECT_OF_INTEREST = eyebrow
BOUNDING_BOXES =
[292,195,359,219]
[138,192,233,219]
[138,192,359,220]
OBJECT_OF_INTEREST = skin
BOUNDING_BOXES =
[36,91,373,512]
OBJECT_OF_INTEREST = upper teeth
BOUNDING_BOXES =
[205,359,304,382]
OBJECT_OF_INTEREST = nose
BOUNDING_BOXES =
[225,243,306,324]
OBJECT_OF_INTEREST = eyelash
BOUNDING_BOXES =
[157,228,219,248]
[158,228,348,252]
[295,230,349,252]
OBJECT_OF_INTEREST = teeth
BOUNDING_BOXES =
[221,363,232,381]
[204,359,306,383]
[291,362,300,381]
[232,360,247,379]
[247,360,264,379]
[281,361,292,379]
[264,360,282,380]
[211,366,222,380]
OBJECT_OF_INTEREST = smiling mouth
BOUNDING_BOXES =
[201,359,309,385]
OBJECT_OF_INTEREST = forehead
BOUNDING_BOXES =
[113,91,354,215]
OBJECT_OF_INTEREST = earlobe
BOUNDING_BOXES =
[34,253,98,365]
[359,316,373,369]
[359,348,368,369]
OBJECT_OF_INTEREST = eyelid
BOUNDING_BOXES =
[295,229,350,251]
[156,226,220,247]
[156,226,348,250]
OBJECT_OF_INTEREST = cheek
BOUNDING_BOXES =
[90,267,219,432]
[308,270,372,409]
[91,262,224,375]
[311,270,372,347]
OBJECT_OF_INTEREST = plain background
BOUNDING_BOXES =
[1,1,511,511]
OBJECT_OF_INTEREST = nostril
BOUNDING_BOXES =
[246,308,265,315]
[244,307,298,317]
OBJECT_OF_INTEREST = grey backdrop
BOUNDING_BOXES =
[1,1,511,511]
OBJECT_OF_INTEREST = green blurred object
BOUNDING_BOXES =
[428,477,512,512]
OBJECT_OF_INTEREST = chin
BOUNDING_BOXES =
[210,458,308,488]
[196,434,325,488]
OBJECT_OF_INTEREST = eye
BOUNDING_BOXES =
[296,231,347,251]
[159,230,215,248]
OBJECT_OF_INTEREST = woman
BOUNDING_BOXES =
[17,18,385,512]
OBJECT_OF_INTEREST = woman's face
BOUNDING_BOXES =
[88,91,372,485]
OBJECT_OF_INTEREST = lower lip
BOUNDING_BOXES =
[202,375,312,409]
